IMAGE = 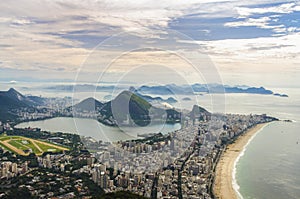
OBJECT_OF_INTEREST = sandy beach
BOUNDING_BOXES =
[213,123,268,199]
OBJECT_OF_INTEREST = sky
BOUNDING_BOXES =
[0,0,300,88]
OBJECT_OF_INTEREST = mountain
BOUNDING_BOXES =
[137,85,175,95]
[128,87,178,104]
[137,84,195,95]
[0,88,40,121]
[136,94,178,104]
[42,83,286,96]
[73,97,103,112]
[236,86,273,94]
[0,110,15,121]
[73,90,181,126]
[0,88,34,110]
[182,97,192,101]
[136,84,287,96]
[274,93,288,97]
[100,90,152,126]
[27,95,48,106]
[190,105,211,121]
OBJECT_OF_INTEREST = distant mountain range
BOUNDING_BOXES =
[42,83,288,97]
[44,84,179,103]
[128,87,178,104]
[136,84,288,97]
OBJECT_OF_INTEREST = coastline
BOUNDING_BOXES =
[213,123,268,199]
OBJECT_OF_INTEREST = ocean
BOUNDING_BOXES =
[235,122,300,199]
[234,88,300,199]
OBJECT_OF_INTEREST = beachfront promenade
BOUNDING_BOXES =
[82,113,276,198]
[213,123,268,199]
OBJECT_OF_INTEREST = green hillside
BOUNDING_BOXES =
[102,91,152,126]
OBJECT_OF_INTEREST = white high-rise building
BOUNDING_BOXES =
[11,163,18,174]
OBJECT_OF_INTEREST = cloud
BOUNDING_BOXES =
[184,31,300,74]
[223,2,300,35]
[11,19,34,26]
[0,0,299,86]
[224,16,285,31]
[236,2,300,18]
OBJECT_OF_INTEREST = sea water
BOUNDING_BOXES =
[235,121,300,199]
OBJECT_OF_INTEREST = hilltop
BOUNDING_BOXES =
[0,88,51,121]
[72,97,103,112]
[0,88,32,109]
[0,88,35,121]
[72,90,181,127]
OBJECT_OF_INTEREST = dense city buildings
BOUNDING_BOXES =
[0,104,276,198]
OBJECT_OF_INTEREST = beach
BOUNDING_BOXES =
[213,123,268,199]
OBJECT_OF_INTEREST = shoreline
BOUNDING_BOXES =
[213,123,269,199]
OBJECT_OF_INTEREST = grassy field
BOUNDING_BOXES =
[8,140,31,150]
[35,142,59,153]
[0,135,69,156]
[0,136,20,141]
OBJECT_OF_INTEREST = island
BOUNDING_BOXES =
[182,97,192,101]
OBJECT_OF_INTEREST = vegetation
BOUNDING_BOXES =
[35,142,59,152]
[4,128,83,154]
[1,187,33,199]
[0,135,68,156]
[101,91,152,126]
[129,133,171,145]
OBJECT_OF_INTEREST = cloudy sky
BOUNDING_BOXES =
[0,0,299,87]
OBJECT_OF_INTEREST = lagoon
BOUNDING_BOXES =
[15,117,181,142]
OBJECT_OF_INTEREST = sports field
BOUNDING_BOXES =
[0,135,69,156]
